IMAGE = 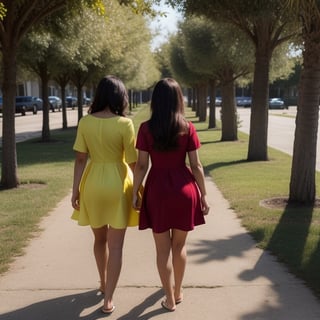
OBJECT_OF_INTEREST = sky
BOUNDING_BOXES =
[148,1,182,50]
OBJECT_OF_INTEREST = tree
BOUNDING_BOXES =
[19,28,59,141]
[287,0,320,203]
[179,16,254,140]
[170,0,298,159]
[154,43,173,79]
[169,33,208,121]
[180,16,218,124]
[0,0,158,189]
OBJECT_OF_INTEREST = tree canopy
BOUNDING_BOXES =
[0,0,161,189]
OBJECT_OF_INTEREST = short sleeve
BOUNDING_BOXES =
[123,119,138,164]
[136,122,150,152]
[187,122,201,151]
[73,118,88,153]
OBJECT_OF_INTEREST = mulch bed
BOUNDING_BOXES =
[260,197,320,209]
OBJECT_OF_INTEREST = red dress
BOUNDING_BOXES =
[136,121,206,233]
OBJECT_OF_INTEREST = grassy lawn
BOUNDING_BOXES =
[1,105,320,299]
[0,128,76,274]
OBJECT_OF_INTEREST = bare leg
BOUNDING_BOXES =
[91,226,108,292]
[172,229,188,302]
[103,227,126,310]
[153,231,175,310]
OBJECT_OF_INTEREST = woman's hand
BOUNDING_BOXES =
[201,195,210,215]
[132,193,141,210]
[71,191,80,210]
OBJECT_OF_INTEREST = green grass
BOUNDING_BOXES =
[1,105,320,299]
[0,128,76,274]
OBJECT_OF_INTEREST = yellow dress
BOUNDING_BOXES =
[71,114,139,228]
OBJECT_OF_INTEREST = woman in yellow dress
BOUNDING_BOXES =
[71,75,139,315]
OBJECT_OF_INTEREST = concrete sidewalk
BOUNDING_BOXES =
[1,176,320,319]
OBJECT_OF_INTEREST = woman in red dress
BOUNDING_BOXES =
[133,78,209,312]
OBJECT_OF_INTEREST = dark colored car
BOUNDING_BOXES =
[49,96,62,112]
[66,96,77,109]
[269,98,287,109]
[15,96,43,115]
[236,96,252,108]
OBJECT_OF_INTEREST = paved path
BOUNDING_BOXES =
[1,176,320,319]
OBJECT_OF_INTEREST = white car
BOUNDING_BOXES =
[269,98,287,109]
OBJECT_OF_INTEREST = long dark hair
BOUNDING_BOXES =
[89,75,128,116]
[149,78,188,151]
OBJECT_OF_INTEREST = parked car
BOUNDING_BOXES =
[236,96,252,108]
[0,96,2,112]
[49,96,62,112]
[83,97,91,105]
[207,96,222,106]
[215,97,222,106]
[15,96,42,115]
[269,98,287,109]
[66,96,77,109]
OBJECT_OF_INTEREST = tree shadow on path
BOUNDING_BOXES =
[0,290,103,320]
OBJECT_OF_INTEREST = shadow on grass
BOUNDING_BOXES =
[264,203,316,288]
[237,203,320,319]
[265,204,314,280]
[204,159,248,172]
[14,127,77,166]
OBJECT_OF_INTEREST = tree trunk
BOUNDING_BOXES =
[198,83,207,122]
[192,87,196,111]
[76,88,83,121]
[1,46,19,188]
[129,89,131,112]
[195,86,200,117]
[221,76,237,141]
[61,85,68,129]
[72,71,88,122]
[187,87,192,108]
[247,44,271,160]
[289,36,320,203]
[208,79,216,129]
[55,75,69,130]
[40,65,51,142]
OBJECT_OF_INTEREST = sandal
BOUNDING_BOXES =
[101,305,115,314]
[161,300,176,312]
[175,297,183,304]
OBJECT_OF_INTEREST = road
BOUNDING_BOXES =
[0,108,85,146]
[236,106,320,171]
[237,107,296,155]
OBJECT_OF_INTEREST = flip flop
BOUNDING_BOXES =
[101,305,115,314]
[161,300,176,312]
[175,297,183,304]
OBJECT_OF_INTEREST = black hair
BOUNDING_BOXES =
[89,75,128,116]
[149,78,188,151]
